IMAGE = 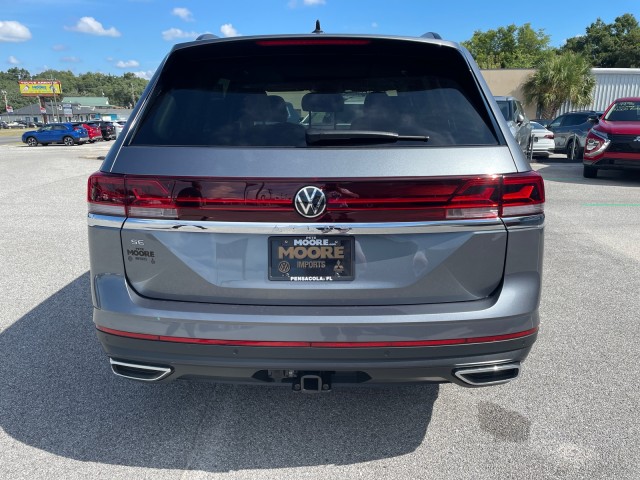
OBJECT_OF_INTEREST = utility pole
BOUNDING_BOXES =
[50,78,59,122]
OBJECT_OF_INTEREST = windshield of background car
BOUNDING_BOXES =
[131,38,500,148]
[604,100,640,121]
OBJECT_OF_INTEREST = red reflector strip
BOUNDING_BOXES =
[97,326,538,347]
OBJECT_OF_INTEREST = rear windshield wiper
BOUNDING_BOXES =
[305,129,430,146]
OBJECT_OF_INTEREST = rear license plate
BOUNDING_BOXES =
[269,236,354,281]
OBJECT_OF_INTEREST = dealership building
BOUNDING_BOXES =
[481,68,640,119]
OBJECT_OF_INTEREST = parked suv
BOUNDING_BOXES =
[22,122,89,146]
[583,97,640,178]
[72,122,102,143]
[494,96,533,158]
[88,31,544,390]
[546,110,601,160]
[88,121,116,140]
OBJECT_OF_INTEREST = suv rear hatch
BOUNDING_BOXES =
[91,36,543,306]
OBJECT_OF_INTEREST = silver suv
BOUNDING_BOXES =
[495,96,534,158]
[88,31,544,390]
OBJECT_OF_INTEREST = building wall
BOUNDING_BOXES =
[480,69,536,118]
[482,68,640,119]
[558,68,640,114]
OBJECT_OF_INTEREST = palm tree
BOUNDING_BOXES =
[523,52,596,119]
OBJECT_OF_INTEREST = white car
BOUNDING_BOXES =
[530,121,554,158]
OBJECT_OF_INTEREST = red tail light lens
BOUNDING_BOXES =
[501,171,545,217]
[88,172,127,215]
[88,172,544,221]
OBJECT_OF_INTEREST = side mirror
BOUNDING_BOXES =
[516,113,525,125]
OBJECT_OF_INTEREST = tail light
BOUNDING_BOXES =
[584,130,610,160]
[88,172,544,221]
[544,133,554,139]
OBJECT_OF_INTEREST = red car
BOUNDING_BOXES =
[583,97,640,178]
[73,122,102,143]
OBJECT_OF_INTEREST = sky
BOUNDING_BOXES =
[1,0,639,81]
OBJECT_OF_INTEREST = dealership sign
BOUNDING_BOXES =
[19,81,62,97]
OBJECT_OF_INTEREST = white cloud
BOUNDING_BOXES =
[8,55,20,65]
[220,24,239,37]
[52,44,66,51]
[65,17,121,37]
[61,56,81,63]
[161,27,200,41]
[288,0,325,8]
[116,59,140,68]
[133,70,155,80]
[0,21,32,42]
[172,7,193,22]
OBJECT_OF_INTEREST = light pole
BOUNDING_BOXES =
[50,78,59,122]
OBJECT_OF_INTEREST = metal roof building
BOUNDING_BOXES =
[559,68,640,114]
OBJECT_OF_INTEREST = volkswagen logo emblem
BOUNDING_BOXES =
[294,186,326,218]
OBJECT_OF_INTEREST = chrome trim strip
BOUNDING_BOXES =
[502,214,545,230]
[88,213,126,229]
[109,358,172,382]
[120,218,506,235]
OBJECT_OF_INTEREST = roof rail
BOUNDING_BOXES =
[196,33,218,41]
[420,32,442,39]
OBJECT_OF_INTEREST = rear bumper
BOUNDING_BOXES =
[89,213,543,387]
[97,328,537,387]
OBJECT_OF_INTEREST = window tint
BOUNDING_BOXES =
[561,114,587,127]
[496,101,511,121]
[548,117,562,128]
[605,101,640,121]
[132,40,499,148]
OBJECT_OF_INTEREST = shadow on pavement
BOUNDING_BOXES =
[0,273,438,472]
[534,161,640,187]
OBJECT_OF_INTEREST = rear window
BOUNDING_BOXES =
[131,38,499,148]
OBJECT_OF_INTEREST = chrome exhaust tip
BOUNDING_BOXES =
[454,362,520,386]
[109,358,172,382]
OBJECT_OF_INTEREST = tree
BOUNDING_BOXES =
[562,13,640,67]
[0,68,149,111]
[462,24,552,69]
[522,52,596,119]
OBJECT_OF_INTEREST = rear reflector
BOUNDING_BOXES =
[88,172,544,222]
[98,326,538,347]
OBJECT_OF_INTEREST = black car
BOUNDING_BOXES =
[88,121,116,140]
[0,121,8,129]
[546,110,602,160]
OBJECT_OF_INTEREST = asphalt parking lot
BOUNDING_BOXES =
[0,141,639,479]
